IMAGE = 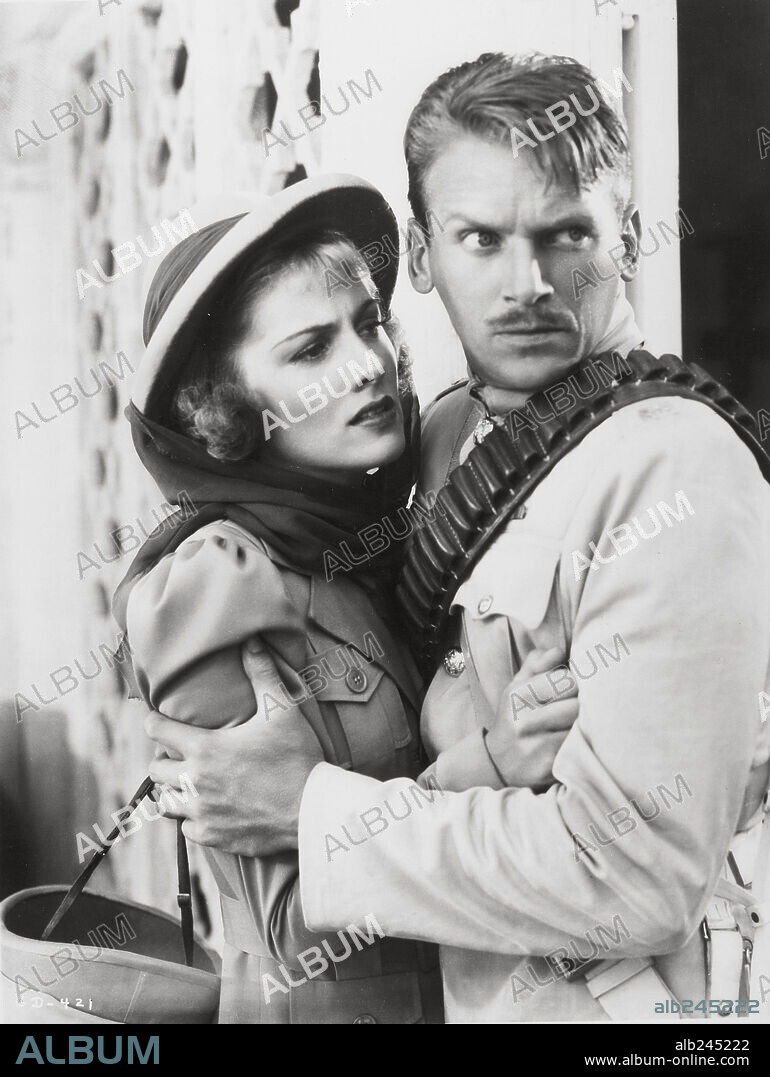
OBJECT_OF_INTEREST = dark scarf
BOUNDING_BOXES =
[113,392,420,627]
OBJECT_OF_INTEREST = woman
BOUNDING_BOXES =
[113,176,443,1024]
[113,175,575,1024]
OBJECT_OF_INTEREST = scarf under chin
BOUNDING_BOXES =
[113,394,420,622]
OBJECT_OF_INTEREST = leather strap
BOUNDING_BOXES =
[257,566,354,769]
[398,349,770,676]
[176,819,194,967]
[419,380,481,494]
[458,617,495,728]
[41,775,195,969]
[41,775,154,941]
[751,805,770,1017]
[584,958,681,1020]
[713,799,770,1017]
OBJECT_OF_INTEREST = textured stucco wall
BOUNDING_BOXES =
[1,0,320,953]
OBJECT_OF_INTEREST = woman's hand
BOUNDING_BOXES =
[484,647,579,789]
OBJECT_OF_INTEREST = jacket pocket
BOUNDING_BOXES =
[310,643,385,703]
[310,644,414,775]
[451,529,563,634]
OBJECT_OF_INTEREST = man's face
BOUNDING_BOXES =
[408,134,639,413]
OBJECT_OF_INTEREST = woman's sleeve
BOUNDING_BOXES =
[230,853,360,967]
[125,521,305,727]
[126,521,329,964]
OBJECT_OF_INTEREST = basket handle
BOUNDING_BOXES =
[40,775,195,967]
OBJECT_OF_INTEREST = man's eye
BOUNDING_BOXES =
[461,231,500,251]
[548,226,592,248]
[359,318,385,338]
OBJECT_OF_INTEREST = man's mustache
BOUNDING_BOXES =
[487,315,574,333]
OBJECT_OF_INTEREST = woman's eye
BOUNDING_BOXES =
[460,230,500,251]
[292,338,330,363]
[548,226,592,248]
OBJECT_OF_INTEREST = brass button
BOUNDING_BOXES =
[477,594,493,615]
[345,668,368,693]
[353,1013,377,1024]
[443,648,465,677]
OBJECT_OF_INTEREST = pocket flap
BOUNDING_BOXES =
[306,644,385,703]
[452,530,562,632]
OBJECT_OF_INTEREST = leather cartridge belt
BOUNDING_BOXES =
[398,349,770,677]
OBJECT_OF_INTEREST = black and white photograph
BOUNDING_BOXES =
[0,0,769,1051]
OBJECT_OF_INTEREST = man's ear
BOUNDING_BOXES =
[618,203,642,283]
[406,217,435,294]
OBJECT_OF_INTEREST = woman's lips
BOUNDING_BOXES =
[349,395,397,426]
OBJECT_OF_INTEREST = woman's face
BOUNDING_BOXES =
[233,260,405,483]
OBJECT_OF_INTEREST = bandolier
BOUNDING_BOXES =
[398,348,770,680]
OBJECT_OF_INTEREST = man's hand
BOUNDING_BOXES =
[485,647,578,788]
[145,636,324,857]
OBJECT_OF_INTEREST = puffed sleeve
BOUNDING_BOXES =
[126,520,355,969]
[126,520,305,727]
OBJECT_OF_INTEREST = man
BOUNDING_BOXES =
[147,54,770,1021]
